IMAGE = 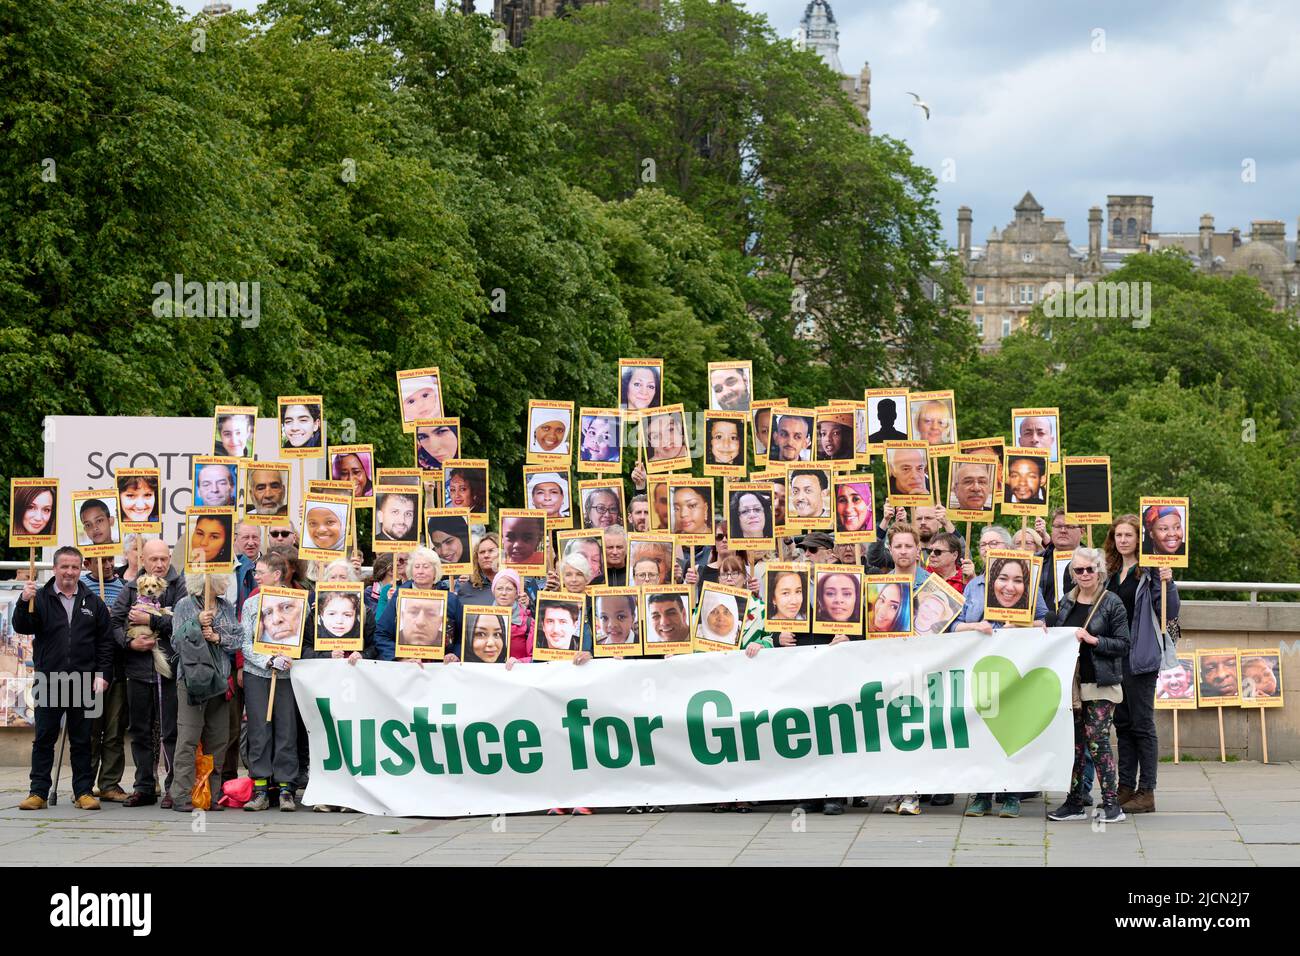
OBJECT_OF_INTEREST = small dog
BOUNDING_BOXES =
[127,573,174,679]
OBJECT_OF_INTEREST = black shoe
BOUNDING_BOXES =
[794,801,821,814]
[1079,792,1094,807]
[851,796,870,808]
[1096,802,1126,824]
[123,791,156,808]
[822,800,845,816]
[1047,799,1088,822]
[930,793,954,807]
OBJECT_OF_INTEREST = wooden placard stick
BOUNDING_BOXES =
[1216,705,1226,762]
[1172,710,1180,765]
[1260,710,1269,765]
[28,548,36,611]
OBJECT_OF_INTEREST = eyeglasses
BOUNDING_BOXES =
[588,505,619,517]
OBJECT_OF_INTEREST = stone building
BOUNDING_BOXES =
[957,193,1299,351]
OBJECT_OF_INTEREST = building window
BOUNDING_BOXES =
[1019,285,1034,304]
[975,284,985,304]
[1126,217,1137,239]
[1112,218,1123,238]
[1001,315,1012,338]
[975,315,985,337]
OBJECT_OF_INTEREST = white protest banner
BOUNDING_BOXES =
[43,416,324,550]
[292,629,1078,817]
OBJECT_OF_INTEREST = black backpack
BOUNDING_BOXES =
[174,598,227,705]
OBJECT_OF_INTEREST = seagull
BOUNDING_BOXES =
[906,92,931,120]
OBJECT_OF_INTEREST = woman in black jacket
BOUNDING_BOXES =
[1045,546,1131,824]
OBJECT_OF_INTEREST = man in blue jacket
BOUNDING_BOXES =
[13,547,115,811]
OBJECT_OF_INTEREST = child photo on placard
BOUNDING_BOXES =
[867,576,913,638]
[374,486,420,545]
[315,583,364,653]
[213,406,256,459]
[245,464,290,518]
[704,411,747,477]
[116,470,160,529]
[643,588,693,651]
[1003,450,1049,509]
[415,419,460,471]
[814,567,864,635]
[911,575,963,637]
[815,409,856,463]
[463,609,510,663]
[594,591,641,653]
[73,493,120,550]
[577,408,622,470]
[1197,649,1240,704]
[193,458,238,508]
[499,510,547,571]
[527,400,574,465]
[867,390,910,447]
[425,511,471,571]
[185,508,234,571]
[442,461,489,521]
[833,476,875,541]
[330,446,375,502]
[694,585,747,650]
[278,396,324,454]
[1155,655,1197,705]
[533,596,585,660]
[769,409,815,462]
[579,482,625,530]
[1239,651,1283,705]
[1013,408,1060,464]
[619,359,663,413]
[726,484,774,547]
[765,563,811,630]
[1141,500,1187,559]
[395,589,446,659]
[885,442,931,503]
[708,361,753,412]
[254,587,308,657]
[397,367,444,431]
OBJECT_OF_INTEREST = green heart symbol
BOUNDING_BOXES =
[972,655,1061,756]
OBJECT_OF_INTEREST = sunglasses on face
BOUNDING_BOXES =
[1074,566,1097,575]
[269,530,292,538]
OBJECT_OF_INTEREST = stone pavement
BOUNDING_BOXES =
[1,762,1297,866]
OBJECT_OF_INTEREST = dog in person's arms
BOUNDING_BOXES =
[127,573,173,679]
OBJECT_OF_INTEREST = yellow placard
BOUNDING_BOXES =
[865,388,910,454]
[592,588,643,656]
[707,361,753,413]
[946,454,997,522]
[1196,648,1240,707]
[299,493,352,563]
[252,586,308,659]
[372,484,422,553]
[499,508,548,573]
[424,508,472,576]
[242,461,291,525]
[183,506,235,573]
[1001,447,1050,517]
[693,582,749,652]
[764,562,811,634]
[982,550,1042,625]
[462,606,512,663]
[576,407,623,475]
[69,488,122,558]
[642,585,694,656]
[749,397,786,469]
[277,395,325,459]
[394,589,447,660]
[397,367,444,433]
[703,410,748,478]
[667,477,714,547]
[1238,648,1284,709]
[884,441,932,507]
[724,480,775,550]
[532,595,586,662]
[866,574,914,638]
[212,405,257,460]
[115,469,161,534]
[908,389,958,457]
[524,465,573,531]
[526,400,575,467]
[327,444,375,508]
[314,582,364,653]
[1138,496,1189,569]
[831,474,876,543]
[813,565,865,636]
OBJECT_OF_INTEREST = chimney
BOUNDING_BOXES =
[1199,214,1214,260]
[1088,206,1101,262]
[1250,220,1286,253]
[1230,227,1241,248]
[957,206,972,262]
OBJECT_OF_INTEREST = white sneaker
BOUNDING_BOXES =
[898,795,922,815]
[882,796,901,814]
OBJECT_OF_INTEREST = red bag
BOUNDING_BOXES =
[219,776,254,809]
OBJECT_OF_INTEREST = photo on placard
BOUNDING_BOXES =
[579,482,625,531]
[213,406,256,459]
[593,591,641,652]
[1063,457,1112,523]
[300,495,350,559]
[558,531,607,588]
[668,479,714,543]
[330,446,375,503]
[832,476,875,540]
[577,408,622,470]
[642,404,690,472]
[707,361,753,412]
[619,359,664,413]
[374,486,421,545]
[765,563,811,631]
[694,584,747,650]
[463,608,511,663]
[911,575,963,637]
[532,596,585,660]
[192,458,239,508]
[244,463,290,518]
[499,509,547,571]
[769,408,816,462]
[866,576,913,638]
[314,583,364,652]
[1012,408,1061,464]
[415,419,460,472]
[749,398,785,464]
[395,589,446,660]
[726,483,774,547]
[958,438,1005,498]
[116,470,160,529]
[814,566,864,634]
[648,479,670,531]
[425,510,472,572]
[525,467,572,528]
[184,508,235,571]
[1197,648,1240,705]
[442,461,489,522]
[787,466,832,528]
[1155,655,1197,707]
[866,390,910,446]
[946,457,996,515]
[815,409,856,463]
[982,550,1042,625]
[1002,449,1049,510]
[643,588,693,648]
[704,411,747,477]
[908,391,957,453]
[397,367,444,432]
[73,492,120,550]
[885,442,932,503]
[1239,650,1283,705]
[1141,501,1187,558]
[628,533,676,587]
[253,587,308,658]
[278,396,324,455]
[527,400,574,464]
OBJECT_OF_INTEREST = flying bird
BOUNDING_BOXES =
[906,92,931,120]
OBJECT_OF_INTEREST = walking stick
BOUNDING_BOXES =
[49,713,67,805]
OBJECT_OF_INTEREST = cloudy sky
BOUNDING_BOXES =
[181,0,1300,248]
